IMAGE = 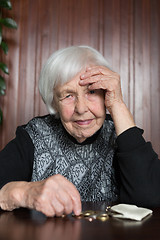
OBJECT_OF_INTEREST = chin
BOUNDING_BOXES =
[74,131,96,143]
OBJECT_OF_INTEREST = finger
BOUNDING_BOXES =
[81,66,113,80]
[80,72,118,87]
[50,175,82,216]
[88,77,115,91]
[35,199,56,217]
[70,191,82,216]
[80,68,102,80]
[56,190,73,215]
[72,196,82,216]
[64,183,82,216]
[51,197,65,217]
[41,205,56,217]
[80,75,115,91]
[79,74,103,86]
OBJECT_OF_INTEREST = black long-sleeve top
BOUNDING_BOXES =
[0,115,159,207]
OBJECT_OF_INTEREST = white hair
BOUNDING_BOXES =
[39,45,111,115]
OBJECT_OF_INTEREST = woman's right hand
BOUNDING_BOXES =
[0,174,82,217]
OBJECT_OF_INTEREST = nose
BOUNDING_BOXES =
[75,96,88,114]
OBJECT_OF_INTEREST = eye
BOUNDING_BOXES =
[61,94,75,103]
[89,90,95,94]
[65,94,72,99]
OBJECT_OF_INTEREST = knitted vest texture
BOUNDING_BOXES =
[25,115,118,203]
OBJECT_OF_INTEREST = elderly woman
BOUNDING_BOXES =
[0,46,159,217]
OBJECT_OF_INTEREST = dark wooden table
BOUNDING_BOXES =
[0,201,159,240]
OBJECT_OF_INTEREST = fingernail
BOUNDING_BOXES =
[79,80,84,85]
[80,74,85,79]
[75,209,81,216]
[75,206,82,215]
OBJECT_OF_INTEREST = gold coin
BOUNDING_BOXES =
[55,214,66,218]
[82,210,96,217]
[72,213,83,217]
[74,215,83,219]
[87,214,97,219]
[97,216,109,222]
[96,212,109,221]
[98,213,108,217]
[72,210,109,221]
[106,206,111,211]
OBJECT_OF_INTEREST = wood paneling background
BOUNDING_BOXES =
[0,0,160,157]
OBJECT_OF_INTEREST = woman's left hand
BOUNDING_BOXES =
[80,66,123,113]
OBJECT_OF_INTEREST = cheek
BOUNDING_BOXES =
[59,105,74,121]
[89,98,105,116]
[91,105,105,117]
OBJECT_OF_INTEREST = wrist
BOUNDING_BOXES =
[0,181,29,210]
[108,102,136,136]
[107,101,126,115]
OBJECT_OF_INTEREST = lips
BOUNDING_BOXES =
[75,119,93,125]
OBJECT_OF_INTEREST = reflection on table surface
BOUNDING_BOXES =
[0,201,159,240]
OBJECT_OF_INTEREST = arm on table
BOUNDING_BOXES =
[0,175,81,217]
[0,127,81,216]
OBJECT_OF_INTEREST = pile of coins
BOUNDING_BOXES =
[72,210,109,222]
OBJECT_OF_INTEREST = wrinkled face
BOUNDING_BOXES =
[54,71,106,143]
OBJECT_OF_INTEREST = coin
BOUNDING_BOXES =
[56,214,66,218]
[82,210,96,217]
[72,213,83,218]
[106,206,111,210]
[97,216,109,222]
[98,213,108,217]
[72,210,109,222]
[96,212,109,222]
[87,214,97,219]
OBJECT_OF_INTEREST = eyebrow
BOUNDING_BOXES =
[56,84,89,98]
[56,88,76,98]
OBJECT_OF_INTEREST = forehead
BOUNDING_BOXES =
[55,71,87,94]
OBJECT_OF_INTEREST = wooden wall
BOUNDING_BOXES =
[0,0,160,157]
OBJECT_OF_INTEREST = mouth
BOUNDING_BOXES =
[75,119,93,126]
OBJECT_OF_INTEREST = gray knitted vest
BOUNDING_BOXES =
[25,115,118,203]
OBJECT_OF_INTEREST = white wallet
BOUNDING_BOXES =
[110,204,153,221]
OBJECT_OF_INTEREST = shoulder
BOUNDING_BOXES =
[22,114,60,131]
[23,114,57,126]
[22,114,62,142]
